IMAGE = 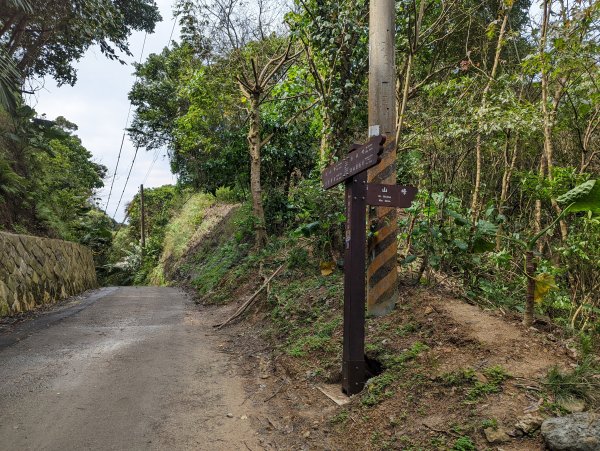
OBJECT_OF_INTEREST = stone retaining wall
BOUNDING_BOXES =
[0,232,97,316]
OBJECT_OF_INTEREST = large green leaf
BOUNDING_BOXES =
[0,48,21,113]
[476,219,498,235]
[557,180,600,213]
[472,237,495,253]
[7,0,33,13]
[534,273,558,303]
[445,209,469,226]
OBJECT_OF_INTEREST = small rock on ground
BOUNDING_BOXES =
[484,427,511,444]
[541,412,600,451]
[515,414,543,435]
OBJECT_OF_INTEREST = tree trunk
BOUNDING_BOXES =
[395,0,425,151]
[523,250,536,327]
[539,0,568,242]
[471,7,511,222]
[248,94,267,248]
[496,138,518,250]
[319,114,333,165]
[534,155,546,253]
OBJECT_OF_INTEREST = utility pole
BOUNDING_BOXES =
[367,0,397,316]
[140,184,146,250]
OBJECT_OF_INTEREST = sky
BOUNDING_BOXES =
[28,0,179,223]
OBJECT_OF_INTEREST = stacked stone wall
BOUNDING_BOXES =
[0,232,97,316]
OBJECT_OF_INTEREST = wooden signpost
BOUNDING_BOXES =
[322,136,386,190]
[322,135,417,395]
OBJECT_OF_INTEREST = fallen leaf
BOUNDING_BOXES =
[320,261,335,276]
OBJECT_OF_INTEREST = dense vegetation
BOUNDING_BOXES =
[1,0,598,446]
[122,0,600,339]
[0,0,161,274]
[2,0,598,342]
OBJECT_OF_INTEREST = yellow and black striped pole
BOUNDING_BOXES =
[367,0,397,316]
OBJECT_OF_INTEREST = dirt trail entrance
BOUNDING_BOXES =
[217,286,576,450]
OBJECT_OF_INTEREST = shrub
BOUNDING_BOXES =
[215,186,239,203]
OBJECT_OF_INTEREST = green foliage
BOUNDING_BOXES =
[287,246,309,269]
[381,342,429,371]
[1,0,160,86]
[0,47,21,113]
[362,372,396,407]
[270,269,343,358]
[451,436,476,451]
[161,193,215,263]
[215,186,239,203]
[403,192,501,281]
[76,209,114,281]
[330,409,349,425]
[289,177,346,259]
[545,358,600,404]
[558,179,600,213]
[440,368,477,387]
[190,239,248,302]
[31,122,106,240]
[361,343,429,407]
[466,366,509,401]
[481,418,498,429]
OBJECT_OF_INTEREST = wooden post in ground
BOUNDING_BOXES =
[140,184,146,250]
[367,0,398,316]
[342,169,368,395]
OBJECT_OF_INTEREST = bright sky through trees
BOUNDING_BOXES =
[27,0,178,222]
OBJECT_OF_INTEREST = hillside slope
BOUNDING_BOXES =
[158,211,597,450]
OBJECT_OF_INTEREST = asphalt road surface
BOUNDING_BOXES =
[0,287,260,450]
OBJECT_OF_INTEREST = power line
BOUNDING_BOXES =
[104,32,148,212]
[108,14,179,221]
[112,145,140,220]
[168,13,178,44]
[142,148,161,185]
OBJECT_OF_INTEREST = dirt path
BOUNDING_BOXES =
[0,286,262,451]
[440,297,569,379]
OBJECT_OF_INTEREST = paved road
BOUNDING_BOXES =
[0,287,260,451]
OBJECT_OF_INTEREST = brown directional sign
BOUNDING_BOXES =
[320,135,418,396]
[366,184,418,208]
[322,135,386,190]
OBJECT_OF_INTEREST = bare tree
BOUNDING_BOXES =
[183,0,307,247]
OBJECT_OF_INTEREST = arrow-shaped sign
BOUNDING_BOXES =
[366,184,417,208]
[322,135,386,190]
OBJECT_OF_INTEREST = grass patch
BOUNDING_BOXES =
[452,436,476,451]
[481,418,498,429]
[330,409,349,425]
[440,368,477,387]
[438,365,510,402]
[161,193,215,262]
[395,322,419,336]
[362,372,397,406]
[381,341,429,370]
[190,239,249,302]
[545,357,600,404]
[466,365,509,401]
[286,317,341,357]
[362,342,429,407]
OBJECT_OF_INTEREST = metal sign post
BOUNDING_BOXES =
[321,135,418,396]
